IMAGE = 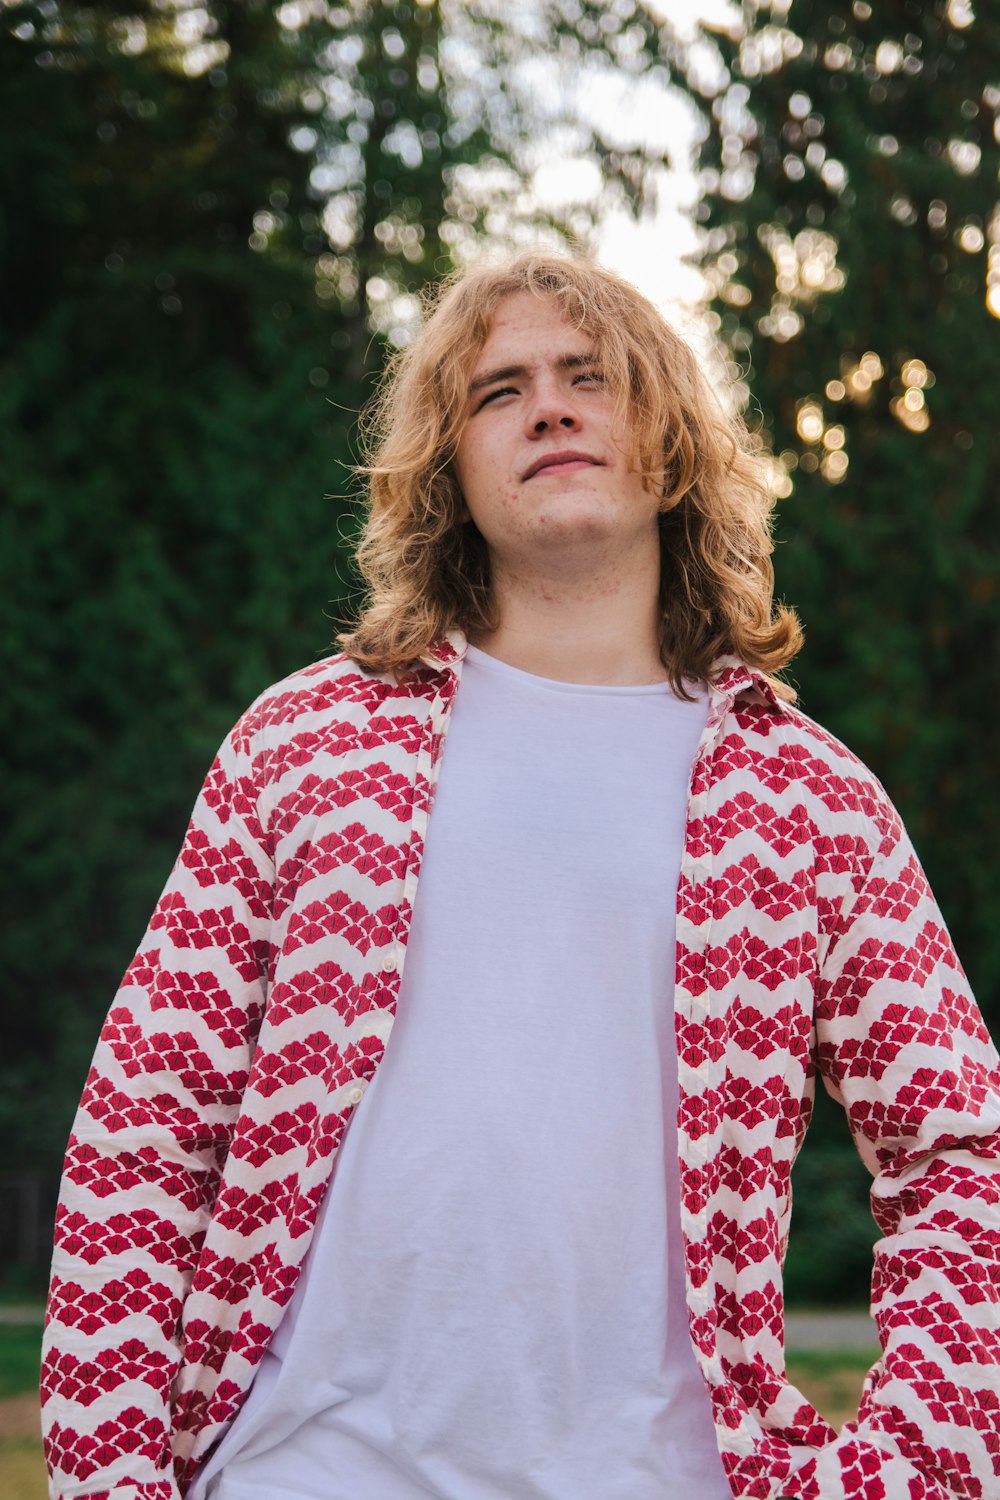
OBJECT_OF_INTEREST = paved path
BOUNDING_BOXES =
[2,1304,879,1350]
[785,1310,878,1352]
[0,1392,39,1439]
[0,1307,43,1326]
[0,1308,876,1449]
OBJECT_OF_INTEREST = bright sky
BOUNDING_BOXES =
[576,0,740,336]
[379,0,743,350]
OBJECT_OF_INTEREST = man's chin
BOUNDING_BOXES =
[529,503,657,547]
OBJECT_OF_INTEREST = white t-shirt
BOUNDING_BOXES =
[193,644,730,1500]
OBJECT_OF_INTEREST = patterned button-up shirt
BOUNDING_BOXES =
[41,632,1000,1500]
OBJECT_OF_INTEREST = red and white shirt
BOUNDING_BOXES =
[41,632,1000,1500]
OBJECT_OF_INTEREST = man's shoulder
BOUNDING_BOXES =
[226,650,443,757]
[729,691,902,838]
[769,700,874,775]
[247,649,386,708]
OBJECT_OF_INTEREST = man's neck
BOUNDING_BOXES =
[469,552,668,687]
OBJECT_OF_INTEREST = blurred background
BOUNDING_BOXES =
[2,0,998,1329]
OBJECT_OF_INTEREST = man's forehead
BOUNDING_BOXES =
[468,300,598,383]
[480,295,592,344]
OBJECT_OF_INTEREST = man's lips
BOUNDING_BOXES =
[522,450,602,481]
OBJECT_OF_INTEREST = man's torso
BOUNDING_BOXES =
[191,644,727,1500]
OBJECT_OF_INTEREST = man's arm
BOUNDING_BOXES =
[40,705,274,1500]
[788,792,1000,1499]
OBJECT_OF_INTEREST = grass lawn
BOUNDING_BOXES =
[0,1322,873,1499]
[0,1323,45,1500]
[0,1437,46,1500]
[786,1347,875,1429]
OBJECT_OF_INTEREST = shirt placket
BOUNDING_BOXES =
[675,679,773,1486]
[395,660,463,993]
[675,684,730,1340]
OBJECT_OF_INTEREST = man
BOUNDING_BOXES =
[42,253,1000,1500]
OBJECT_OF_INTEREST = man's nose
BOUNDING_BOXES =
[525,382,581,435]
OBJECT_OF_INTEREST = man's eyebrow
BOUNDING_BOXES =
[467,351,600,394]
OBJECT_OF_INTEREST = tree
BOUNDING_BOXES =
[1,0,354,1196]
[666,0,1000,1014]
[0,0,660,1265]
[653,0,1000,1303]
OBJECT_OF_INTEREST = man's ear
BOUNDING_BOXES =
[453,482,471,524]
[444,461,472,523]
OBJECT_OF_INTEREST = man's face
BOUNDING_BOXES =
[452,292,661,570]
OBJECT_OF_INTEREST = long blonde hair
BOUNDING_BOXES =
[339,251,802,700]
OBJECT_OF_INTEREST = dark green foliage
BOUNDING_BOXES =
[1,1,376,1181]
[669,0,1000,1012]
[0,1325,44,1401]
[783,1087,879,1307]
[663,0,1000,1304]
[2,349,360,1169]
[5,0,994,1320]
[0,1,652,1215]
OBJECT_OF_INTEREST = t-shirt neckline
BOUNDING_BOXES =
[464,643,698,698]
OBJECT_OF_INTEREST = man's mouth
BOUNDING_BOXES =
[522,450,602,481]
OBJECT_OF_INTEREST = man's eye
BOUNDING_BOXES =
[575,370,605,386]
[477,385,517,409]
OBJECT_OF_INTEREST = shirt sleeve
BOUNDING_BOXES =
[40,703,275,1500]
[787,790,1000,1499]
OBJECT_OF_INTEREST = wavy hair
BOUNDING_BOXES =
[339,251,802,700]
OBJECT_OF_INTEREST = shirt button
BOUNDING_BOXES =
[380,949,399,973]
[346,1082,367,1106]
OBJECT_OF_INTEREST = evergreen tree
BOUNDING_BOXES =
[657,0,1000,1302]
[0,0,657,1263]
[1,0,359,1200]
[668,0,1000,1012]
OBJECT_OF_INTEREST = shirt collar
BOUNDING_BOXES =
[418,628,469,673]
[419,631,789,717]
[708,653,791,717]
